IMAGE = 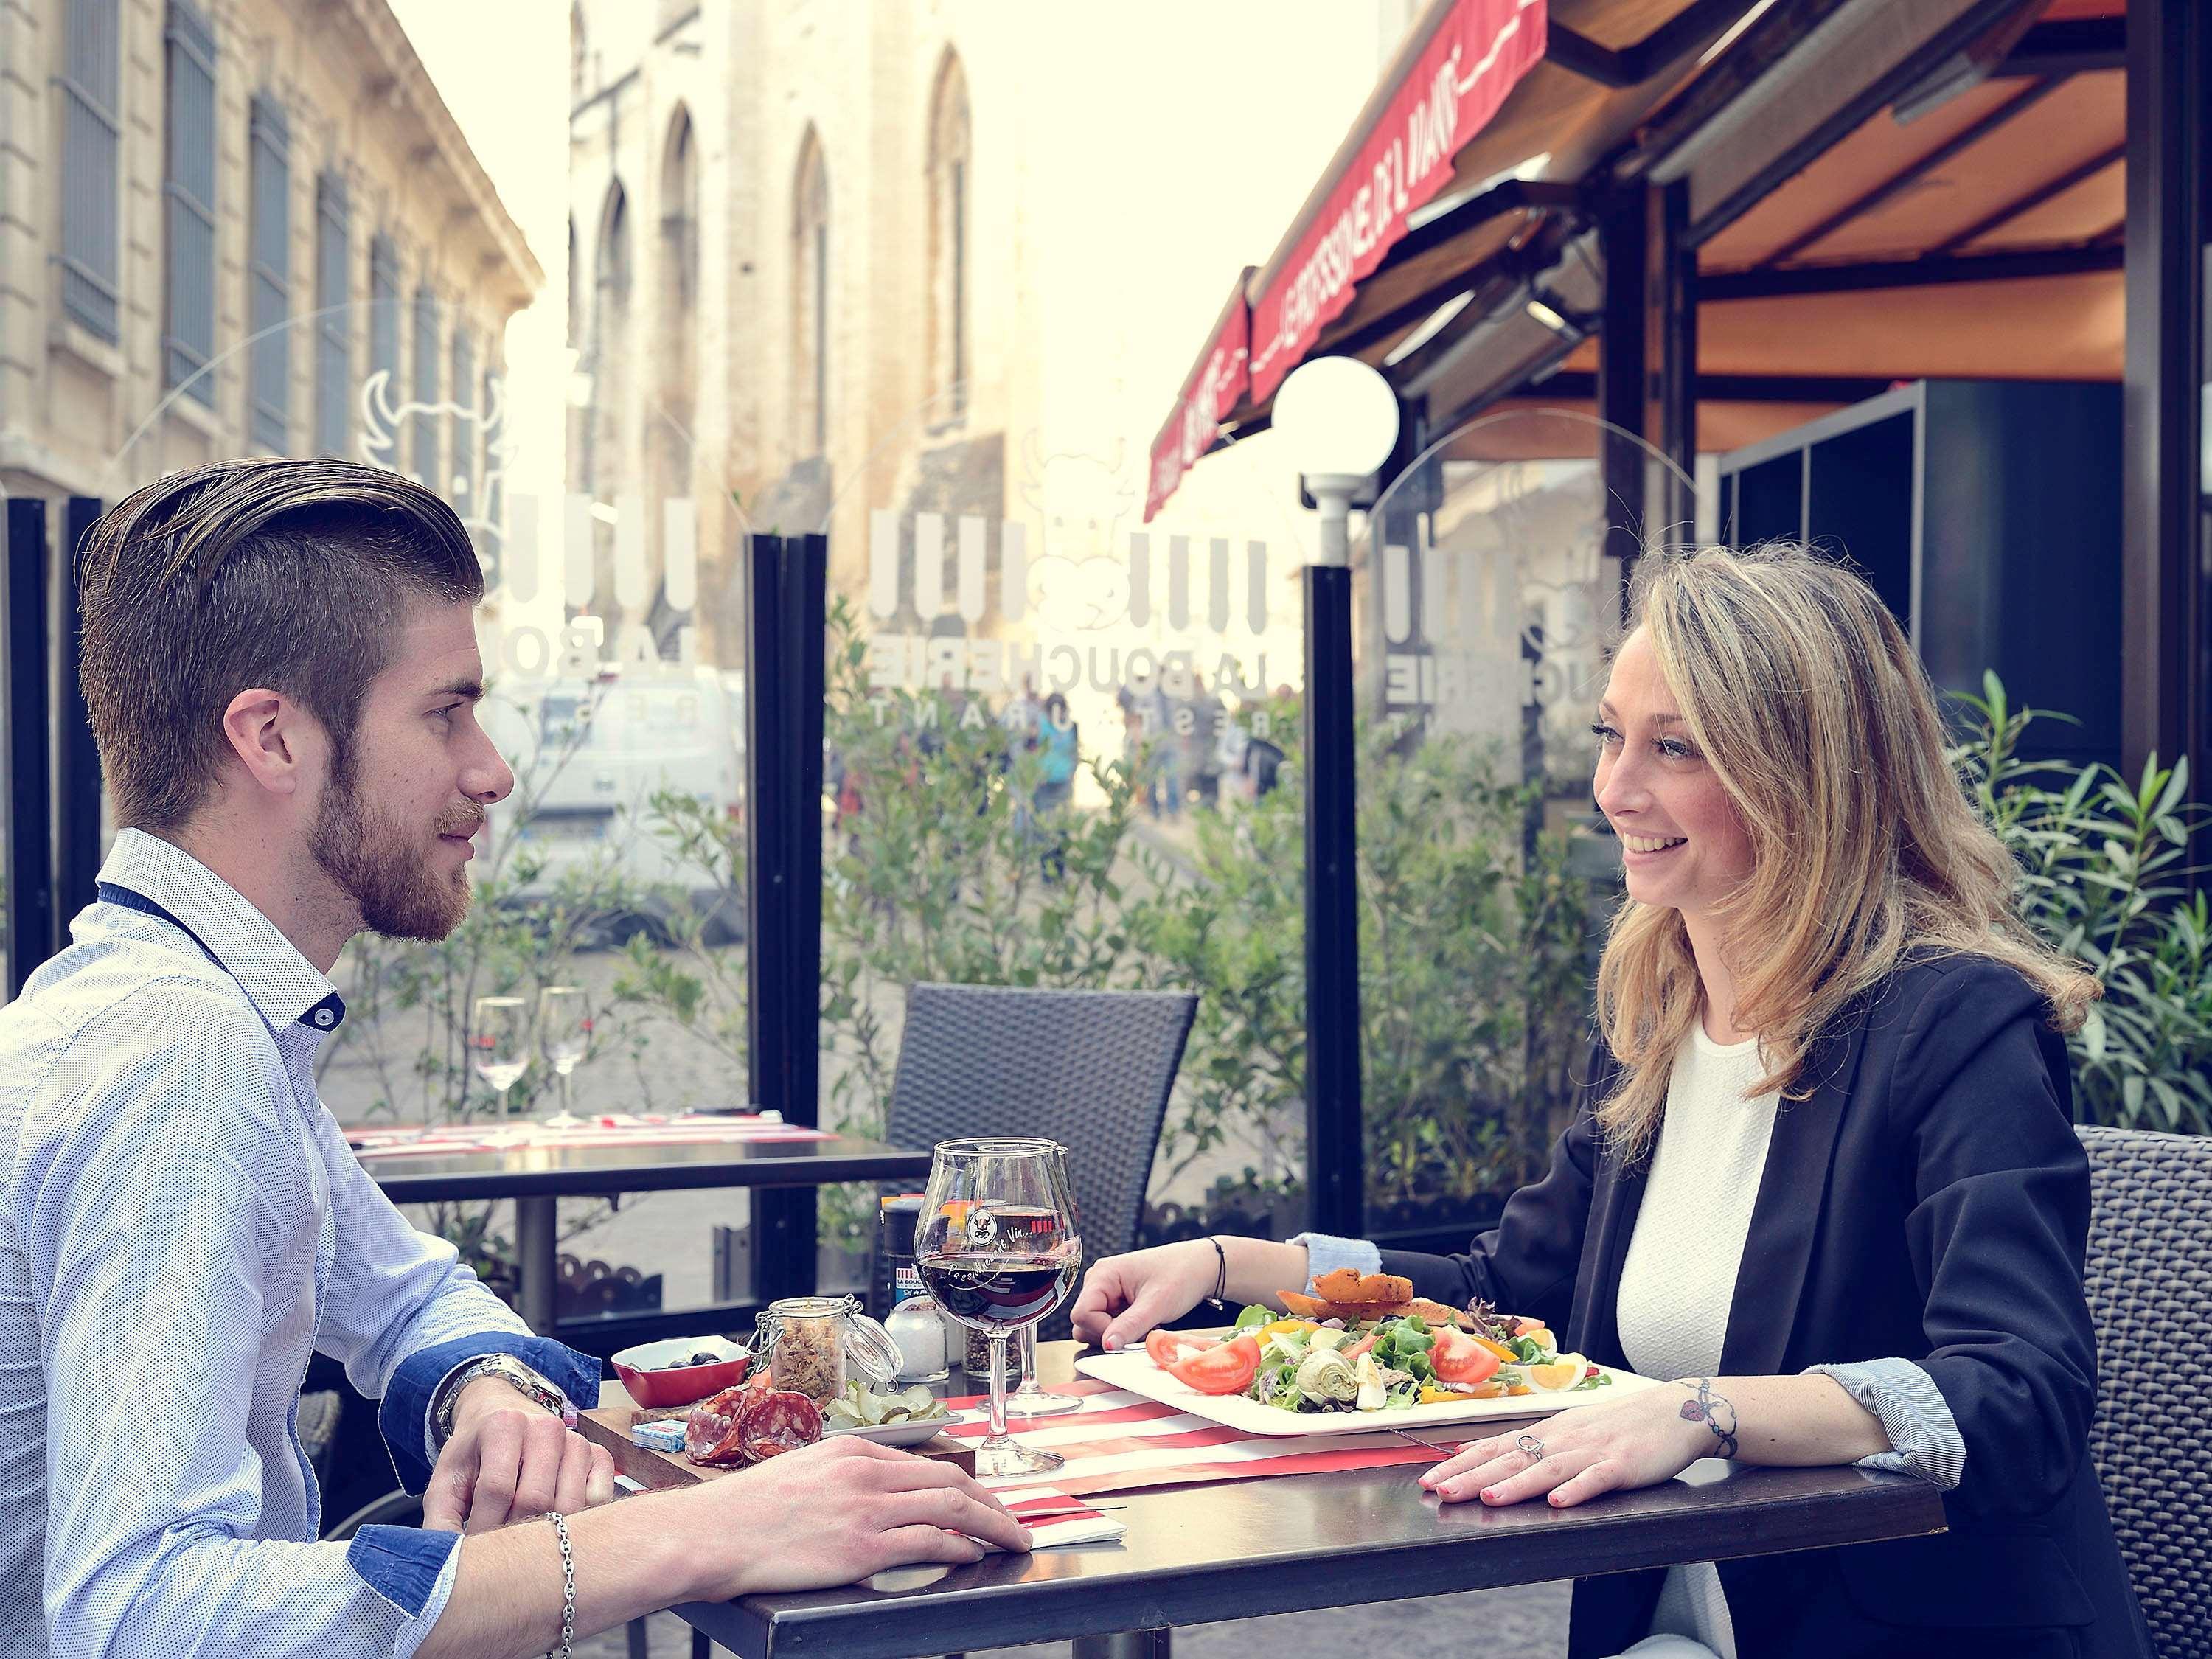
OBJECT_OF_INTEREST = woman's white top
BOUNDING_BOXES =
[1613,1022,1781,1659]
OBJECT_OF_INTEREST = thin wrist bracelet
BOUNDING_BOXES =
[542,1511,576,1659]
[1675,1377,1740,1459]
[1206,1237,1228,1307]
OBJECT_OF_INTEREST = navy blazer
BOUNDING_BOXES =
[1377,953,2154,1659]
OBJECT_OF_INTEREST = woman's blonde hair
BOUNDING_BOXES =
[1593,543,2097,1158]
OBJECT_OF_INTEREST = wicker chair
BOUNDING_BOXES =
[881,982,1197,1340]
[2079,1124,2212,1657]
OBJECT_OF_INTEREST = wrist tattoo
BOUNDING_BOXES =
[1677,1377,1740,1458]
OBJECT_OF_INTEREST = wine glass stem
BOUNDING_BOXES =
[986,1332,1012,1441]
[1018,1325,1039,1394]
[560,1068,573,1120]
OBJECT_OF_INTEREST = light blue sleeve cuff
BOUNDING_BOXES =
[1806,1356,1967,1489]
[1286,1231,1382,1293]
[348,1523,461,1621]
[383,1332,602,1493]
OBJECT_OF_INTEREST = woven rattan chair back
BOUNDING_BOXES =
[883,982,1197,1342]
[2079,1123,2212,1656]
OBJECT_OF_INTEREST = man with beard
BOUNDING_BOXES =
[0,459,1027,1659]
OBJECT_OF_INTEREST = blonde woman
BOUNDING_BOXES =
[1074,545,2151,1658]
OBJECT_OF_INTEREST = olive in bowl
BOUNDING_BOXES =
[611,1335,751,1408]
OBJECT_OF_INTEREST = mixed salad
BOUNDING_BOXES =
[1144,1300,1613,1414]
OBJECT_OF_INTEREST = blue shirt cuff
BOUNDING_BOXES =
[381,1332,602,1492]
[1287,1231,1382,1293]
[347,1523,459,1618]
[1805,1356,1968,1489]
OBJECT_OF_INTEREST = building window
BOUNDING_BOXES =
[449,328,475,506]
[792,131,828,458]
[369,232,399,400]
[59,0,122,341]
[927,52,970,417]
[246,94,291,452]
[314,174,351,456]
[411,286,440,487]
[655,108,698,516]
[586,181,630,497]
[161,0,218,406]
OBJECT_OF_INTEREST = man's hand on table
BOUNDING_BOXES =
[675,1436,1034,1599]
[423,1377,617,1533]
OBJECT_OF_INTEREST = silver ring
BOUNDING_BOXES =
[1515,1431,1546,1463]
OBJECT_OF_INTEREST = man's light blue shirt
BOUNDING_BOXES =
[0,830,598,1658]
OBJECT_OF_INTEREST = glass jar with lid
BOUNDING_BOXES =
[750,1295,902,1407]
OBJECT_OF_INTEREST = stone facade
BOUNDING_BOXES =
[0,0,539,500]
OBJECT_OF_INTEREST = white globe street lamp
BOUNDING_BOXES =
[1270,355,1402,567]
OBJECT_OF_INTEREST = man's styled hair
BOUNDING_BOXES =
[78,457,484,830]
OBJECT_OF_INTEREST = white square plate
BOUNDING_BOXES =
[1074,1342,1656,1436]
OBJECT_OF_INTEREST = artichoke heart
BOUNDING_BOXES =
[1293,1347,1359,1405]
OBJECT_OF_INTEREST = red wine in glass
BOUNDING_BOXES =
[917,1255,1076,1329]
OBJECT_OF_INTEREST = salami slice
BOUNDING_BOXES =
[684,1384,751,1467]
[735,1388,823,1462]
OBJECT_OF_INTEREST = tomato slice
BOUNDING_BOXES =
[1168,1334,1262,1395]
[1430,1326,1503,1385]
[1143,1329,1221,1370]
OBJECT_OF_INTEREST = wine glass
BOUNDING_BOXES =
[917,1138,1082,1478]
[470,996,530,1115]
[1009,1324,1085,1416]
[538,986,590,1128]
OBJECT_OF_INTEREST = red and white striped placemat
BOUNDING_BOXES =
[947,1379,1469,1498]
[344,1113,838,1159]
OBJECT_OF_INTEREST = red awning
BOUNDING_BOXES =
[1144,273,1253,523]
[1245,0,1548,406]
[1143,0,1550,521]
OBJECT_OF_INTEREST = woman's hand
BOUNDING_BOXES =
[1068,1242,1218,1350]
[1420,1380,1717,1509]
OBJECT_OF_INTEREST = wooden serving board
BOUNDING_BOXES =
[579,1403,976,1489]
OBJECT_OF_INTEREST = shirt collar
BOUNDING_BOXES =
[96,829,348,1035]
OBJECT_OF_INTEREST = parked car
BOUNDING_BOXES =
[481,666,745,946]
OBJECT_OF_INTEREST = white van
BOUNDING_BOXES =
[481,665,745,945]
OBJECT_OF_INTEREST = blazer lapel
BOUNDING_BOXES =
[1570,1141,1649,1371]
[1717,1014,1872,1375]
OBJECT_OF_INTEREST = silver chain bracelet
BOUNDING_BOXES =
[541,1511,575,1659]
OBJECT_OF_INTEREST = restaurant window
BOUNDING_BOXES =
[314,173,351,456]
[368,232,400,403]
[926,52,970,418]
[246,94,291,453]
[58,0,122,342]
[161,0,218,406]
[792,129,828,458]
[411,285,440,486]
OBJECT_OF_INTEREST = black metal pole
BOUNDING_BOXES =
[2120,0,2207,810]
[744,532,830,1302]
[4,501,53,999]
[1303,564,1363,1238]
[1598,188,1649,614]
[55,498,104,950]
[1649,181,1699,547]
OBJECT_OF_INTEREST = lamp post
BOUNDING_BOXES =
[1267,356,1401,1239]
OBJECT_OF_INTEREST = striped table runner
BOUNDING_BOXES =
[345,1114,837,1159]
[946,1379,1478,1498]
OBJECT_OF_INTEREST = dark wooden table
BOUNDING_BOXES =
[645,1344,1948,1659]
[361,1129,933,1332]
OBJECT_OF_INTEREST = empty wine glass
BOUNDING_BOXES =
[538,985,590,1128]
[1009,1324,1084,1416]
[917,1138,1082,1478]
[470,996,530,1114]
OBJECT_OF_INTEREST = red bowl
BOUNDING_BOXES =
[611,1336,752,1409]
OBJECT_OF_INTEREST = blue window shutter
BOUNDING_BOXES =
[315,174,351,456]
[247,94,291,451]
[60,0,122,341]
[411,287,440,487]
[161,0,218,406]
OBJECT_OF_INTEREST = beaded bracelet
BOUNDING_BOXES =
[1676,1377,1740,1459]
[541,1511,576,1659]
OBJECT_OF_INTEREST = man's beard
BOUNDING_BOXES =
[310,754,476,942]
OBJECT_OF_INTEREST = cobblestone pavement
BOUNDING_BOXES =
[577,1579,1572,1657]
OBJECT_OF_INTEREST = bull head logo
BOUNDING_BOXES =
[358,369,513,580]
